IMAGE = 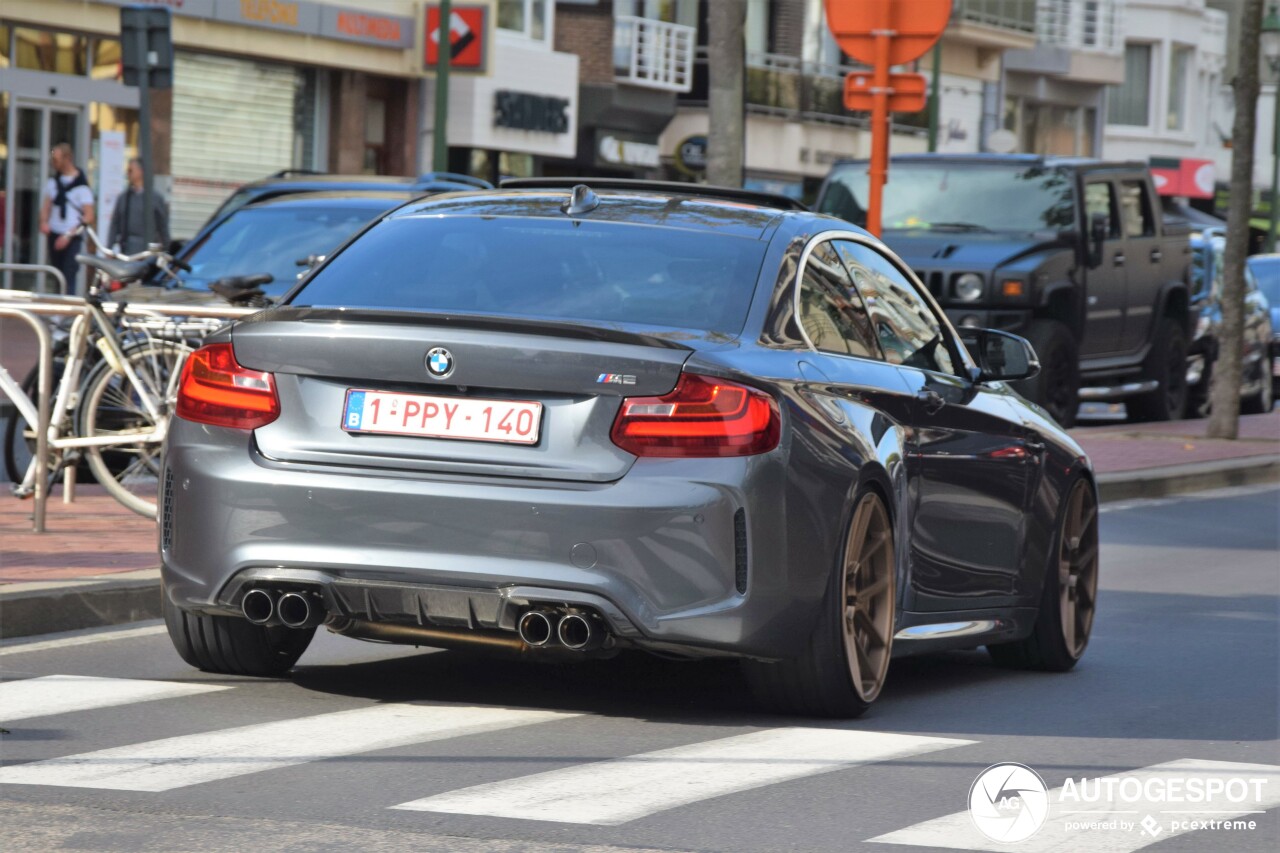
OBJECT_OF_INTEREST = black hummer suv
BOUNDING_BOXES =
[816,154,1192,427]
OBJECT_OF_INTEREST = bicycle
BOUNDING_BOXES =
[2,234,223,517]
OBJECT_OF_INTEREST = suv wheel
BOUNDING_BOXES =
[1017,320,1079,428]
[1128,317,1188,422]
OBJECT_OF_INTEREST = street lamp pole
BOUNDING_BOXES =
[1263,6,1280,251]
[433,0,453,172]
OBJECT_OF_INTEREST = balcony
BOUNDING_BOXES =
[613,16,696,93]
[1035,0,1123,54]
[949,0,1039,51]
[680,51,928,136]
[1004,0,1124,85]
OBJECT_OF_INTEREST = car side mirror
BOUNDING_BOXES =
[1088,212,1108,267]
[958,328,1040,383]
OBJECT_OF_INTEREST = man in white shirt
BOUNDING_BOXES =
[39,142,96,294]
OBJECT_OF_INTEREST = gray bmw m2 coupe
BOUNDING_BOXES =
[161,180,1099,717]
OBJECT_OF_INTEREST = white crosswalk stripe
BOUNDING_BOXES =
[868,758,1280,852]
[0,704,575,792]
[392,727,975,825]
[0,675,230,723]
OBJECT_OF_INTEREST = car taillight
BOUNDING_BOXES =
[176,343,279,429]
[610,373,780,458]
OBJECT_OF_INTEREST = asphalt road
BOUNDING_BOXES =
[1,485,1277,853]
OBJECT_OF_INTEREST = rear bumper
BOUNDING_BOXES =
[161,418,809,659]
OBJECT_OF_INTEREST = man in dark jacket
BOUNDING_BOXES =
[108,158,170,256]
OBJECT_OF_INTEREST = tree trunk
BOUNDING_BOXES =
[1208,0,1264,438]
[707,0,746,187]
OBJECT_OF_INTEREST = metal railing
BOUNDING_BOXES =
[0,289,255,532]
[613,15,696,93]
[1036,0,1123,54]
[0,263,69,295]
[955,0,1037,34]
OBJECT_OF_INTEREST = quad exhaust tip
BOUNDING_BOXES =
[241,589,275,624]
[277,592,320,629]
[517,610,554,646]
[557,613,600,651]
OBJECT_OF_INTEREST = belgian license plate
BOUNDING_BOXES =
[342,389,542,445]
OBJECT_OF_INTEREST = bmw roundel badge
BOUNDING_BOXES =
[425,347,454,379]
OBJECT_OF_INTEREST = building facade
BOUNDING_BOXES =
[657,0,1039,202]
[1,0,429,267]
[1102,0,1229,204]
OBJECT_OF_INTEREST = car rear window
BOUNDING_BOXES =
[289,216,769,335]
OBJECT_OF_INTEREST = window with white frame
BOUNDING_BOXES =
[1166,45,1192,131]
[498,0,550,42]
[1107,43,1153,127]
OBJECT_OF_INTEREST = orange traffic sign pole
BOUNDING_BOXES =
[825,0,950,237]
[867,13,891,237]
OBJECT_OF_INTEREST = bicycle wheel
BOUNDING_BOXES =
[76,341,192,517]
[4,355,78,491]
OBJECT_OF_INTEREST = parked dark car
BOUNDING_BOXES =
[160,179,1098,719]
[1186,230,1274,415]
[816,155,1193,427]
[1245,253,1280,402]
[203,170,492,227]
[127,191,413,304]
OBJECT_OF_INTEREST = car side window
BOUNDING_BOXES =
[1119,180,1154,237]
[834,240,958,376]
[797,241,881,359]
[1084,182,1119,238]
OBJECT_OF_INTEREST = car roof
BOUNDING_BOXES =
[828,153,1147,171]
[388,187,803,240]
[240,190,418,209]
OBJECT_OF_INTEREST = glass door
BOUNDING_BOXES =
[5,100,81,291]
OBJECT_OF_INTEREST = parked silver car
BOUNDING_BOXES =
[161,180,1099,718]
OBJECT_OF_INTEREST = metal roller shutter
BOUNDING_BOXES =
[170,52,304,238]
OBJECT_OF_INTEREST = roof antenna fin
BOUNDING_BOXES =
[561,184,600,216]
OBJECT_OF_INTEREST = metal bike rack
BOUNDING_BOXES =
[0,263,69,295]
[0,306,52,532]
[0,289,255,531]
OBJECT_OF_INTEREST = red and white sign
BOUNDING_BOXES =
[425,5,487,70]
[1150,158,1215,200]
[342,389,542,445]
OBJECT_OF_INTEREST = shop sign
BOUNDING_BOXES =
[597,133,660,168]
[91,0,414,49]
[425,5,488,71]
[494,91,570,134]
[218,0,318,33]
[322,7,414,49]
[674,135,707,175]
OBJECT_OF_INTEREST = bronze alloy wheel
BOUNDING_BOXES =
[842,492,895,702]
[1058,479,1099,658]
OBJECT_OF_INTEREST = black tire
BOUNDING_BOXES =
[742,489,895,718]
[1241,365,1274,414]
[1016,320,1079,428]
[3,357,82,488]
[1127,317,1188,423]
[988,478,1098,672]
[163,584,314,677]
[1184,358,1211,419]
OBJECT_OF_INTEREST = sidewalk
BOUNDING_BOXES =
[2,410,1277,639]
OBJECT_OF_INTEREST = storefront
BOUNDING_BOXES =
[430,18,580,184]
[1,0,422,264]
[0,23,140,288]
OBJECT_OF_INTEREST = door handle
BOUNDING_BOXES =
[1150,248,1162,262]
[1113,252,1126,267]
[915,388,945,415]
